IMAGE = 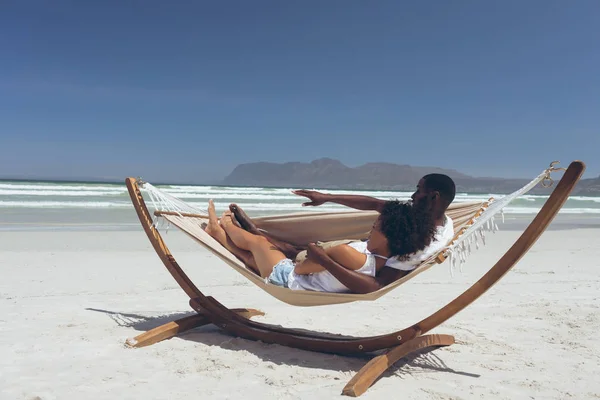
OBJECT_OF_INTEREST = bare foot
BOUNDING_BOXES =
[219,210,236,231]
[229,203,261,234]
[204,200,228,244]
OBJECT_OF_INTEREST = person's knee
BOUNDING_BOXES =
[249,234,271,249]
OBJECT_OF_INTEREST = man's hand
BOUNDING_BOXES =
[292,190,329,207]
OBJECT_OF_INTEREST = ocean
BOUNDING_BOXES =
[1,180,599,231]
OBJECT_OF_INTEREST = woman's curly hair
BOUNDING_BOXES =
[378,200,438,260]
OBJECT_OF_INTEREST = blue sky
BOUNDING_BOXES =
[1,1,598,183]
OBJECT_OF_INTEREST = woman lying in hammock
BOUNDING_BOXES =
[205,199,438,294]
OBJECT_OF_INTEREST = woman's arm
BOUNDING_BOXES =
[294,244,367,275]
[304,244,408,294]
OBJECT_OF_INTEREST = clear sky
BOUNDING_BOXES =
[1,1,598,183]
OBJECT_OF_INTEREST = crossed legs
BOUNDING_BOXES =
[205,200,288,278]
[229,204,306,259]
[204,200,260,273]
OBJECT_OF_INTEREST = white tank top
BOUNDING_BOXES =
[287,241,383,293]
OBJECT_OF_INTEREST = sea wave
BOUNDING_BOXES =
[0,189,125,196]
[1,180,599,216]
[504,207,600,214]
[0,201,131,208]
[1,200,599,214]
[569,196,600,203]
[0,183,123,191]
[165,185,282,192]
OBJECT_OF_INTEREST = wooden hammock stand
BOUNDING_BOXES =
[123,161,585,396]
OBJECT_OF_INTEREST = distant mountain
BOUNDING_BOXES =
[575,175,600,195]
[222,158,599,195]
[224,158,467,189]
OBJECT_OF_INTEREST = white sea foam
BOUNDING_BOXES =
[0,201,130,208]
[1,180,599,215]
[0,183,123,191]
[0,189,125,196]
[504,207,600,214]
[165,185,279,192]
[569,196,600,203]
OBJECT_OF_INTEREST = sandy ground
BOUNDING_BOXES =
[1,226,599,399]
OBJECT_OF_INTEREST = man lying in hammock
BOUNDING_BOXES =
[206,173,456,294]
[232,173,455,262]
[205,199,437,294]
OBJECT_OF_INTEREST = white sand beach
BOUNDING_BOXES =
[3,0,599,397]
[1,223,599,400]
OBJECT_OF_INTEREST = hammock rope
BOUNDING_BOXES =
[442,163,565,275]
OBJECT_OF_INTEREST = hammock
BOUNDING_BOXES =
[139,165,555,307]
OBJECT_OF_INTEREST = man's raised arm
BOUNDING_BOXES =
[292,190,387,212]
[305,244,407,294]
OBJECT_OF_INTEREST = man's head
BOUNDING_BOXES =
[411,174,456,217]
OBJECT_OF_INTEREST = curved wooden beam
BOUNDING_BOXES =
[125,177,265,347]
[190,297,421,354]
[415,161,585,334]
[342,334,455,397]
[125,177,203,300]
[196,294,417,342]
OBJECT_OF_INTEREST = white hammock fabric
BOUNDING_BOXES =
[136,167,554,306]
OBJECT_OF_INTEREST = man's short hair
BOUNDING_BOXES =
[422,174,456,207]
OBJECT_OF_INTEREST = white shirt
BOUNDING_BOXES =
[287,241,378,293]
[287,215,454,292]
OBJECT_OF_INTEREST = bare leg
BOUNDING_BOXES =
[220,211,288,278]
[228,203,261,234]
[204,200,259,273]
[229,203,306,259]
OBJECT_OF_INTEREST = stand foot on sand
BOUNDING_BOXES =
[125,308,265,348]
[342,334,455,397]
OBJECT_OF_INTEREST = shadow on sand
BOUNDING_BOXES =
[87,307,481,383]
